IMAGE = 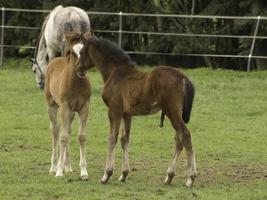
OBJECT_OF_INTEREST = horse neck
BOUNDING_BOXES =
[66,56,79,79]
[98,64,116,83]
[90,48,116,82]
[36,35,47,71]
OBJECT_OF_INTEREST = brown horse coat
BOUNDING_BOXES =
[78,35,196,186]
[44,33,90,179]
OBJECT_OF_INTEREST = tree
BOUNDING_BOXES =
[1,0,267,70]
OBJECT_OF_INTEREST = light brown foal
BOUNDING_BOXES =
[44,32,91,180]
[78,35,197,186]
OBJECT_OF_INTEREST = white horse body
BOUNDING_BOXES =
[31,5,91,89]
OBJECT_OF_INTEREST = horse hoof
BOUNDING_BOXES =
[55,170,63,177]
[81,175,89,181]
[101,177,108,184]
[186,179,193,187]
[164,172,174,185]
[164,176,172,185]
[101,174,110,184]
[118,170,128,182]
[186,174,196,187]
[80,169,88,180]
[101,170,113,184]
[118,175,126,183]
[49,170,56,175]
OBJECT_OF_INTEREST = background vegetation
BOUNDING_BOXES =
[0,59,266,199]
[1,0,267,70]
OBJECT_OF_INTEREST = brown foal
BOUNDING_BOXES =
[44,32,91,180]
[78,35,197,186]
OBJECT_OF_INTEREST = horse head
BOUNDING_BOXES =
[78,32,94,75]
[64,32,91,78]
[29,57,46,90]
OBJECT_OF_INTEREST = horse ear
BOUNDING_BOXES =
[84,31,91,39]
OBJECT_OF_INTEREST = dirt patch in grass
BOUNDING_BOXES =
[226,164,267,182]
[0,144,49,152]
[195,162,267,186]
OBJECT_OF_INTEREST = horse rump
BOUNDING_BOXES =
[159,77,195,127]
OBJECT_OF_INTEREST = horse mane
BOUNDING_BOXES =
[90,36,136,67]
[33,13,50,59]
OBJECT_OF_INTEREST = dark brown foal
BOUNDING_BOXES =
[78,35,197,186]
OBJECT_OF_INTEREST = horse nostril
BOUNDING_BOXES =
[39,83,45,90]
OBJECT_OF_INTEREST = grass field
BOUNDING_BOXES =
[0,59,267,200]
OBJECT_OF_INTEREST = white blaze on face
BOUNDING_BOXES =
[72,43,84,58]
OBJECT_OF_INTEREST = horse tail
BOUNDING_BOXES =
[159,111,165,128]
[182,77,195,124]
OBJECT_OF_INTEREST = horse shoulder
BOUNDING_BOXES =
[101,84,114,107]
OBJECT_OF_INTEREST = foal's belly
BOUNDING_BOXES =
[128,102,161,116]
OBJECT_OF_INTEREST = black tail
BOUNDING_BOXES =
[182,78,195,123]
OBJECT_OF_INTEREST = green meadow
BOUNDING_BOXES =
[0,59,266,200]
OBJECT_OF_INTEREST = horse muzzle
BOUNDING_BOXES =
[37,81,45,90]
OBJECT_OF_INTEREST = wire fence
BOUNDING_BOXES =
[1,7,267,71]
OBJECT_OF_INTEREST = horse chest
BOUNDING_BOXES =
[59,83,90,112]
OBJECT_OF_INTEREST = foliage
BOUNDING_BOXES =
[1,0,267,69]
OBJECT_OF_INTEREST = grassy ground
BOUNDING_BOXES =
[0,59,267,200]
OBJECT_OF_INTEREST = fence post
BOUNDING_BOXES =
[118,11,122,47]
[0,7,5,68]
[247,16,261,72]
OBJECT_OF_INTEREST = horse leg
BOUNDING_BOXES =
[78,104,89,180]
[63,112,75,173]
[118,115,132,182]
[164,133,183,184]
[56,105,72,177]
[162,87,197,186]
[48,104,59,174]
[167,109,197,186]
[101,110,122,184]
[181,124,197,187]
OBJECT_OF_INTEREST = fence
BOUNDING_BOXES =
[1,7,267,71]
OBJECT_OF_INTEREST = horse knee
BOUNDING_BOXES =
[60,134,69,144]
[120,136,128,149]
[78,134,86,145]
[181,131,192,149]
[50,124,59,136]
[109,134,118,147]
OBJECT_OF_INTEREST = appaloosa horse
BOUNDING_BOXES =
[78,35,197,186]
[44,32,91,180]
[30,5,90,89]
